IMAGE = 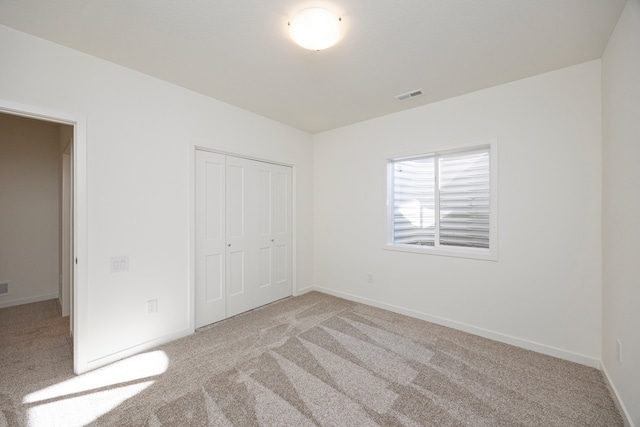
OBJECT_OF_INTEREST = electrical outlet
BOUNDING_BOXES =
[616,339,622,363]
[366,273,374,284]
[147,299,158,314]
[111,256,129,273]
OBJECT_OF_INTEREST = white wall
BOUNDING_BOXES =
[0,24,313,371]
[602,0,640,424]
[0,114,60,307]
[313,60,602,366]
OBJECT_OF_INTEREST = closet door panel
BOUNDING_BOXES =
[205,254,223,301]
[254,163,274,306]
[228,250,245,296]
[258,247,272,288]
[226,157,255,317]
[258,168,272,236]
[195,151,226,328]
[227,164,245,239]
[273,169,288,235]
[272,164,292,300]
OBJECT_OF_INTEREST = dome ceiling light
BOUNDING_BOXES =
[288,8,342,51]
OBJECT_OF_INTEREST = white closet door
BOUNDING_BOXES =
[226,156,258,317]
[255,162,275,307]
[196,152,292,326]
[255,162,293,305]
[271,164,292,300]
[195,151,226,328]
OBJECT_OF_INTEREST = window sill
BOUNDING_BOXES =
[384,243,498,261]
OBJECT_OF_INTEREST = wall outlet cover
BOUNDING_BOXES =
[111,256,129,273]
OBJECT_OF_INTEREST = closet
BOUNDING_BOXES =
[195,150,292,328]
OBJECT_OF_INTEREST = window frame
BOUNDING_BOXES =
[384,140,498,261]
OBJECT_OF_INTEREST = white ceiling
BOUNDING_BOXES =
[0,0,627,134]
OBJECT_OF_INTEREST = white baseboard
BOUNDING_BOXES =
[311,285,600,369]
[77,328,193,375]
[0,293,59,309]
[602,363,635,427]
[294,285,314,296]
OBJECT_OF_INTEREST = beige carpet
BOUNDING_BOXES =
[0,292,624,426]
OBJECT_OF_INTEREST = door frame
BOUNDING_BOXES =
[0,99,88,374]
[191,145,298,330]
[61,144,72,318]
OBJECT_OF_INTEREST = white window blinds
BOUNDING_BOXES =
[393,157,436,245]
[392,146,490,249]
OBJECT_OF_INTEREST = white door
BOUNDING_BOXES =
[61,151,71,317]
[253,162,293,305]
[255,162,275,308]
[195,151,227,328]
[226,156,258,317]
[270,164,292,301]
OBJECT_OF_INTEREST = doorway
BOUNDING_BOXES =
[0,112,72,336]
[0,99,87,374]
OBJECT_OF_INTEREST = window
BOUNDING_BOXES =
[386,141,497,260]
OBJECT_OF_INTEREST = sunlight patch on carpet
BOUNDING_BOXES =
[23,351,168,426]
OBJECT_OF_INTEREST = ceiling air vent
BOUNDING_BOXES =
[395,89,424,102]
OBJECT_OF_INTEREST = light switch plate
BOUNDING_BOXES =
[110,256,129,273]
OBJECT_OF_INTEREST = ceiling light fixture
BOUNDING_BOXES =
[289,8,341,51]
